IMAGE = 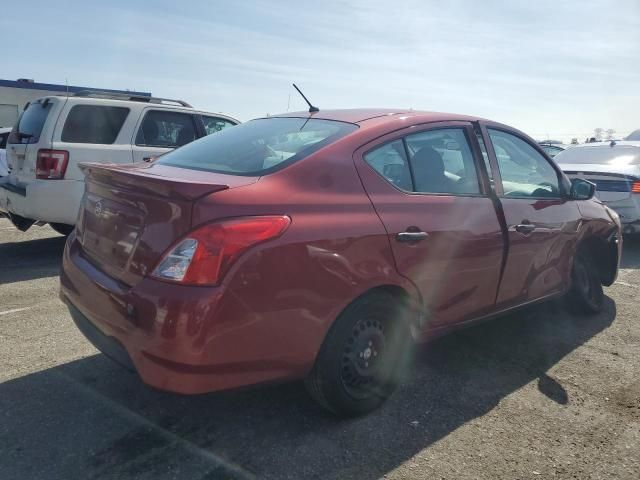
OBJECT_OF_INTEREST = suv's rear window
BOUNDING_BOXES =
[9,100,52,144]
[61,105,129,144]
[156,117,358,175]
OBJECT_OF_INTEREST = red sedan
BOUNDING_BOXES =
[60,109,621,416]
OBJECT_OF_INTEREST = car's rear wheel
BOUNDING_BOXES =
[49,223,74,236]
[566,251,604,314]
[305,291,413,416]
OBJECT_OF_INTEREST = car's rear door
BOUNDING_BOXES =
[354,121,505,330]
[479,123,582,307]
[131,108,199,162]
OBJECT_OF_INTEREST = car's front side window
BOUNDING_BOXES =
[136,111,197,148]
[488,129,561,198]
[202,116,236,136]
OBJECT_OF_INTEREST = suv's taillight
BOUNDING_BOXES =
[36,149,69,179]
[632,181,640,194]
[151,216,291,286]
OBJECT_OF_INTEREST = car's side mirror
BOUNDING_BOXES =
[570,178,596,200]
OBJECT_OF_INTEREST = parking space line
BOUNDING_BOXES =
[0,307,32,316]
[54,368,255,480]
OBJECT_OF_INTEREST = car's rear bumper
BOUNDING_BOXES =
[0,177,84,225]
[66,301,136,372]
[591,194,640,234]
[59,232,315,394]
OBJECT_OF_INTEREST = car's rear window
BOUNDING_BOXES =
[9,100,53,144]
[555,145,640,165]
[61,105,129,144]
[156,117,358,175]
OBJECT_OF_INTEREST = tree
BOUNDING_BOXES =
[606,129,616,140]
[594,128,604,141]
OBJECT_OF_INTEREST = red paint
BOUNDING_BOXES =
[60,109,620,395]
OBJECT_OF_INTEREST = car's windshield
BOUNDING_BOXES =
[555,145,640,165]
[157,117,358,175]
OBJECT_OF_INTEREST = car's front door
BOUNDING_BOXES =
[480,124,582,307]
[354,122,505,331]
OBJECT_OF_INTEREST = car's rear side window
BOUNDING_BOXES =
[136,111,197,148]
[157,117,358,175]
[364,128,481,195]
[9,100,52,144]
[364,140,412,191]
[61,105,129,144]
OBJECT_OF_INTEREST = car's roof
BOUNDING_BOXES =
[0,127,12,133]
[34,94,240,123]
[569,141,640,149]
[626,129,640,141]
[271,108,487,126]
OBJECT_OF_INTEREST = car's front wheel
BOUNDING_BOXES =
[566,251,604,314]
[305,291,414,416]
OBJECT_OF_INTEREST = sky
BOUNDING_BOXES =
[3,0,639,142]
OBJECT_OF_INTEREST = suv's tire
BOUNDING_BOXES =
[566,251,604,314]
[305,291,414,417]
[49,223,74,236]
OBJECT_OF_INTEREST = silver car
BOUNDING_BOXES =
[556,141,640,234]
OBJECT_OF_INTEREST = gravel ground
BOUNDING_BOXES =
[0,217,638,480]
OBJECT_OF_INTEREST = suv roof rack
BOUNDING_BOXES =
[72,90,192,108]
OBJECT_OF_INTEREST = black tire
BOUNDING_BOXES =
[49,223,74,236]
[305,292,414,417]
[566,251,604,314]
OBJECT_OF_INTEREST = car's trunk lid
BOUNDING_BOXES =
[77,162,258,286]
[560,163,640,202]
[6,97,64,185]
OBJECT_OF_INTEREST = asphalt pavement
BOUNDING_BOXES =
[0,218,638,479]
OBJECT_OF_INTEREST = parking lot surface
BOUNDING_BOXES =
[0,217,639,480]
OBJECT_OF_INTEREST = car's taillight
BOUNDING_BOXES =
[631,181,640,194]
[36,149,69,179]
[151,215,291,286]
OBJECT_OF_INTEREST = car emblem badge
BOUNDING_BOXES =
[94,201,104,217]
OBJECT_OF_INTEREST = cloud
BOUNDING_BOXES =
[3,0,639,140]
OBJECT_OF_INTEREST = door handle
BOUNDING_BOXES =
[142,156,154,163]
[515,223,536,234]
[396,231,429,243]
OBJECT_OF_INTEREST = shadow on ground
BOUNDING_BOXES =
[0,235,66,284]
[0,298,616,480]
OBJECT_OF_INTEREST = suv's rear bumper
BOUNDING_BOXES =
[59,232,313,394]
[0,178,84,225]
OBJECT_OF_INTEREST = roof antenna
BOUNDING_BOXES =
[292,83,319,113]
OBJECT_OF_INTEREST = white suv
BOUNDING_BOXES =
[0,92,238,235]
